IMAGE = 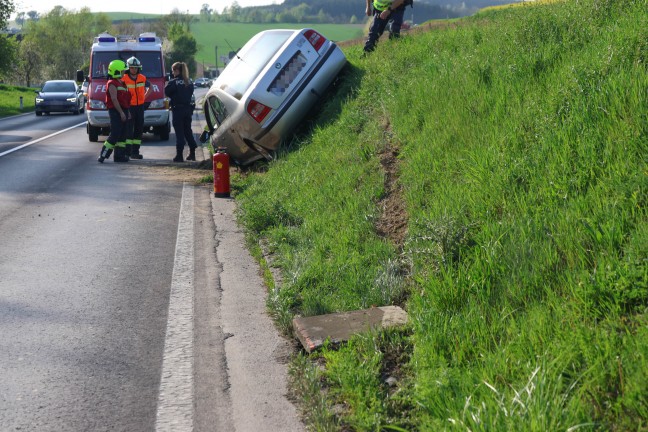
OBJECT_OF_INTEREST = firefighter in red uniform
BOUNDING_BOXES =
[98,60,131,163]
[122,56,151,159]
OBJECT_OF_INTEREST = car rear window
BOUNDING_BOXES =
[42,82,76,92]
[216,30,293,99]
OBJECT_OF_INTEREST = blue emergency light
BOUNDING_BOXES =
[98,36,116,42]
[139,37,156,43]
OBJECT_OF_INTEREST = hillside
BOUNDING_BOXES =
[232,0,647,430]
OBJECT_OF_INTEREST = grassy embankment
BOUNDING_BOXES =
[0,85,36,117]
[231,0,647,430]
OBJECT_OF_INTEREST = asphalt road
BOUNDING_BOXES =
[0,101,304,431]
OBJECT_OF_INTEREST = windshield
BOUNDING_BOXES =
[91,51,163,78]
[42,81,77,92]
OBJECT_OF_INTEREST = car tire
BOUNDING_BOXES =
[88,125,99,142]
[36,111,42,116]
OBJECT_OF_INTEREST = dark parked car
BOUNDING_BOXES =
[200,28,347,165]
[35,80,85,116]
[193,77,212,88]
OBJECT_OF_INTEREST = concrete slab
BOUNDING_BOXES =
[293,306,409,353]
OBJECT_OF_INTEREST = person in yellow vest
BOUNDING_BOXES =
[363,0,406,53]
[122,56,152,159]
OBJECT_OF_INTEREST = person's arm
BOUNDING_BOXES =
[366,0,372,16]
[379,0,403,18]
[108,83,126,121]
[144,78,152,101]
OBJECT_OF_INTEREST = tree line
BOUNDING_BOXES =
[0,2,199,87]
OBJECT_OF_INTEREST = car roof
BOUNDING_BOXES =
[44,80,76,83]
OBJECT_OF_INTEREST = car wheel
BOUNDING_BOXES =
[36,111,42,116]
[88,125,99,142]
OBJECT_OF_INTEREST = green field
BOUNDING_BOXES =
[0,84,36,117]
[191,22,365,68]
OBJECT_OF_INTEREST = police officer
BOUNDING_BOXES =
[164,61,197,162]
[98,60,131,163]
[122,56,151,159]
[363,0,406,53]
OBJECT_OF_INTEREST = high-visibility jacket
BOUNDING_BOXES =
[122,73,149,106]
[105,78,130,110]
[373,0,393,11]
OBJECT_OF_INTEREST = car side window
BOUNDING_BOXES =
[205,95,228,131]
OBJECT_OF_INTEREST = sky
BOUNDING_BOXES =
[12,0,278,17]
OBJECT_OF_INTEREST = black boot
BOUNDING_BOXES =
[186,147,196,161]
[131,144,143,159]
[98,146,113,163]
[173,147,184,162]
[125,144,132,157]
[114,146,129,162]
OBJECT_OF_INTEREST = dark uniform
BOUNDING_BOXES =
[164,77,197,162]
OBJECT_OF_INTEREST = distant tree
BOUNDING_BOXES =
[0,0,16,78]
[228,2,241,22]
[200,4,212,21]
[16,38,42,86]
[350,14,358,24]
[21,6,111,81]
[115,20,136,36]
[27,10,39,21]
[166,22,198,76]
[15,11,25,27]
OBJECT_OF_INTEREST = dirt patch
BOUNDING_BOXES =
[375,122,408,250]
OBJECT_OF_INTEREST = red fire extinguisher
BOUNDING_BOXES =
[213,147,230,198]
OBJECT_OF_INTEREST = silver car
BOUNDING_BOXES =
[201,28,347,165]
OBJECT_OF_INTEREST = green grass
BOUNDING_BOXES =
[232,0,648,429]
[0,84,36,117]
[191,22,365,67]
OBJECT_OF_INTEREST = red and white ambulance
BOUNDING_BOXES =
[76,33,170,142]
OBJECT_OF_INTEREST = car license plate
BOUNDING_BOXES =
[268,52,307,96]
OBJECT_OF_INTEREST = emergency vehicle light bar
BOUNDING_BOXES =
[97,36,116,42]
[139,37,156,43]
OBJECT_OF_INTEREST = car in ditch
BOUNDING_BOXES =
[200,28,347,165]
[35,80,85,116]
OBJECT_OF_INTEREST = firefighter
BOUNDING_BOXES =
[98,60,131,163]
[122,56,151,159]
[164,61,197,162]
[363,0,406,53]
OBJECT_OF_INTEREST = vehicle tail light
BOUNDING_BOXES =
[247,99,271,123]
[304,30,325,51]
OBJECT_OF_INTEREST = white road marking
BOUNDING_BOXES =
[0,122,87,157]
[156,183,195,432]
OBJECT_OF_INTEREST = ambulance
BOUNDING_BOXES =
[76,33,170,142]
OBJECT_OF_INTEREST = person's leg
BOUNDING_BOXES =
[363,12,389,53]
[99,110,121,163]
[131,105,145,159]
[172,110,186,162]
[183,110,198,160]
[388,8,405,39]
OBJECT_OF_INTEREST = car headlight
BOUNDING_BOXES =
[148,98,167,109]
[88,99,106,109]
[35,98,44,103]
[67,97,77,102]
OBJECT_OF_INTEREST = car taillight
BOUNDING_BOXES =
[247,99,271,123]
[304,29,325,51]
